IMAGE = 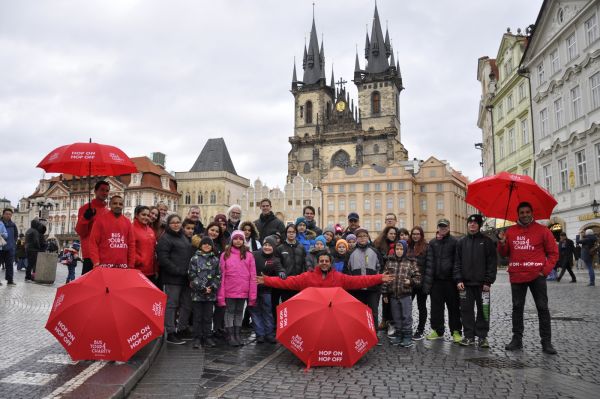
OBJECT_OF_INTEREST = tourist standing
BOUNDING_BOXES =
[254,199,285,244]
[407,226,429,340]
[75,181,110,275]
[576,229,596,286]
[132,206,157,283]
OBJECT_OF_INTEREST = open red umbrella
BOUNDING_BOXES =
[45,267,166,362]
[276,287,377,368]
[466,172,557,222]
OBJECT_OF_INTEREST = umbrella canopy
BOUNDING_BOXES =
[276,287,377,368]
[37,141,137,176]
[466,172,557,222]
[45,268,166,362]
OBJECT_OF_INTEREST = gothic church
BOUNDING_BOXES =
[287,5,409,188]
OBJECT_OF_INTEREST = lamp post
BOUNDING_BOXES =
[592,199,599,217]
[474,142,484,176]
[35,197,56,220]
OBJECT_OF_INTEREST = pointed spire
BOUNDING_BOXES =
[364,28,370,59]
[303,43,307,69]
[366,3,390,73]
[390,49,395,69]
[292,58,298,83]
[355,51,361,72]
[384,28,391,56]
[302,9,325,85]
[330,66,335,88]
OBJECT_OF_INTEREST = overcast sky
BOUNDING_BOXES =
[0,0,542,206]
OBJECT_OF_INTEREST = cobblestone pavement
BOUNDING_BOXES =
[206,271,599,399]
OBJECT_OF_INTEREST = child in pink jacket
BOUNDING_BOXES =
[218,230,257,347]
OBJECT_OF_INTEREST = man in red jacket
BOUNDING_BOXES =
[497,202,559,355]
[75,181,110,275]
[89,195,135,269]
[257,252,394,290]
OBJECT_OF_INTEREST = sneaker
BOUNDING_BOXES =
[166,333,186,345]
[542,342,557,355]
[459,337,475,346]
[412,331,424,341]
[452,331,462,344]
[176,329,194,341]
[400,335,414,348]
[6,281,16,286]
[426,331,443,340]
[265,335,277,344]
[478,337,490,349]
[387,324,396,337]
[505,337,523,351]
[192,338,201,349]
[256,336,265,344]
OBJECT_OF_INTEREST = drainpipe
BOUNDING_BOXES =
[518,67,536,180]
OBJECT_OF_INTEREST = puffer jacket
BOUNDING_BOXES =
[344,244,383,292]
[253,250,285,293]
[217,247,257,307]
[424,234,458,292]
[382,255,421,298]
[277,240,306,277]
[454,232,497,286]
[188,251,221,302]
[157,227,194,286]
[254,212,285,244]
[25,219,43,253]
[297,230,316,253]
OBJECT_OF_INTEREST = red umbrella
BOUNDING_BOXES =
[45,267,166,362]
[466,172,557,222]
[276,287,377,368]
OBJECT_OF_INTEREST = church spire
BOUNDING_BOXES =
[292,58,298,89]
[302,13,326,85]
[330,66,335,88]
[365,4,390,73]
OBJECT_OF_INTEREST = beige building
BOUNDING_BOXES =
[176,138,250,225]
[320,157,475,239]
[240,175,323,226]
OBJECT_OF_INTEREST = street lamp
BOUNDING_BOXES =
[35,197,56,219]
[474,143,484,175]
[592,199,599,217]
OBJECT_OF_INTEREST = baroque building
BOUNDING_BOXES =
[287,5,408,188]
[520,0,600,237]
[476,56,498,178]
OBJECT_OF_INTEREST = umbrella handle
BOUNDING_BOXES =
[502,182,515,228]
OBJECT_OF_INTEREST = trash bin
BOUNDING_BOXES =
[35,252,58,284]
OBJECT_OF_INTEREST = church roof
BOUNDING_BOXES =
[190,138,237,175]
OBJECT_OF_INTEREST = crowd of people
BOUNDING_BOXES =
[3,179,597,356]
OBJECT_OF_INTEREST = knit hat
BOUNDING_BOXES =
[199,236,215,249]
[354,228,369,237]
[263,236,278,248]
[334,224,343,234]
[585,229,594,236]
[71,242,81,251]
[315,235,327,247]
[295,217,307,227]
[395,239,408,258]
[335,239,349,251]
[323,226,335,236]
[346,233,357,242]
[467,214,483,227]
[214,214,227,224]
[231,230,245,241]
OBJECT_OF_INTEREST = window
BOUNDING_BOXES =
[554,98,564,129]
[198,193,203,204]
[375,198,382,210]
[398,197,405,209]
[327,186,334,193]
[210,191,216,204]
[539,108,549,137]
[503,58,512,79]
[498,134,505,158]
[436,183,443,192]
[305,101,313,124]
[571,86,582,120]
[497,103,503,120]
[596,143,600,180]
[386,197,393,210]
[364,220,371,230]
[518,82,526,101]
[537,62,545,85]
[363,183,370,191]
[420,220,427,230]
[338,184,345,193]
[72,199,77,208]
[349,184,356,192]
[591,72,600,109]
[386,182,393,191]
[125,195,131,207]
[576,150,588,186]
[566,33,577,61]
[339,199,345,211]
[375,220,382,231]
[522,167,530,176]
[521,118,529,145]
[550,49,560,75]
[374,183,381,191]
[558,157,568,192]
[371,91,381,114]
[185,193,191,205]
[436,198,444,210]
[327,200,334,212]
[508,128,516,153]
[303,163,311,174]
[585,14,598,45]
[349,198,357,210]
[507,94,513,110]
[420,199,427,211]
[397,182,405,190]
[543,164,552,192]
[364,198,371,211]
[419,185,426,193]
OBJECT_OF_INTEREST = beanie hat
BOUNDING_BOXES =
[231,230,245,241]
[263,236,278,248]
[315,235,327,247]
[354,227,369,237]
[346,234,357,242]
[214,214,227,224]
[199,236,215,249]
[295,217,307,227]
[335,239,349,251]
[467,214,483,228]
[71,241,81,251]
[323,226,335,236]
[334,224,343,234]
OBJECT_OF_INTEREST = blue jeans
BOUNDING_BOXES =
[249,291,274,338]
[17,257,27,270]
[66,265,76,282]
[583,258,595,285]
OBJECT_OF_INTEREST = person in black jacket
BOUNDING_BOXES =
[424,218,462,342]
[454,214,497,348]
[275,224,306,304]
[157,214,194,345]
[254,199,285,245]
[556,232,576,283]
[25,219,45,282]
[408,226,429,340]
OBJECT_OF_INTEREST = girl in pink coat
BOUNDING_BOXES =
[217,230,257,347]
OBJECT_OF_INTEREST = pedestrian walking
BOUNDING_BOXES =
[188,236,221,349]
[408,226,429,340]
[423,218,462,343]
[576,229,596,286]
[498,202,559,354]
[217,230,257,347]
[59,242,81,283]
[556,232,576,283]
[382,240,421,347]
[15,233,27,271]
[454,214,497,348]
[0,208,18,285]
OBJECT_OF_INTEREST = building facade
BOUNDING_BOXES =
[476,56,498,178]
[521,0,600,237]
[176,138,250,225]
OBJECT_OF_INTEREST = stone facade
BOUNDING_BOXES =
[476,56,498,178]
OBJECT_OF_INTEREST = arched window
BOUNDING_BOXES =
[371,91,381,114]
[210,191,216,204]
[331,150,351,168]
[185,193,191,205]
[198,193,203,204]
[305,101,313,124]
[303,163,311,173]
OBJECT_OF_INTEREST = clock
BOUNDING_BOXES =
[335,100,346,112]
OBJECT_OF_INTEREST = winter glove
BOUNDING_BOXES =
[278,272,287,280]
[83,208,96,220]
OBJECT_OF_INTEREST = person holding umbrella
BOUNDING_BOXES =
[498,202,559,354]
[75,181,110,275]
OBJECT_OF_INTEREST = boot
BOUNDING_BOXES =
[401,330,413,347]
[390,330,403,346]
[234,326,243,346]
[542,341,557,355]
[226,327,237,347]
[505,336,523,351]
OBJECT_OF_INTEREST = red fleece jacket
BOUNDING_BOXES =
[497,221,559,283]
[75,199,108,258]
[263,267,384,291]
[133,219,156,276]
[89,212,135,268]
